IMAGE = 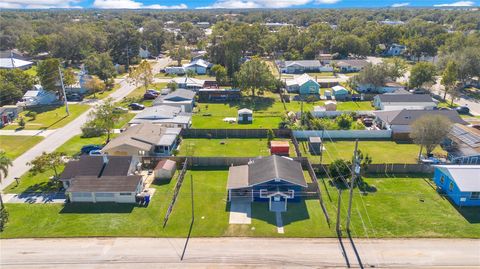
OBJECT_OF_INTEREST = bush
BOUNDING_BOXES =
[81,120,105,138]
[26,111,37,120]
[352,121,366,130]
[0,207,8,232]
[18,117,25,128]
[335,113,353,130]
[329,159,352,187]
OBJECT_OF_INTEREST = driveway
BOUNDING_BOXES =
[229,198,251,224]
[0,58,171,191]
[3,192,66,204]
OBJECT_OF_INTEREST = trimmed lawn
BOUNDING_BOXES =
[84,83,121,100]
[177,138,295,157]
[0,135,44,160]
[307,72,335,77]
[285,100,373,112]
[114,112,135,129]
[2,104,90,130]
[118,83,167,108]
[299,140,447,164]
[4,168,62,194]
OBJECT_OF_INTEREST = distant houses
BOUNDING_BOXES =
[277,60,332,74]
[334,59,369,73]
[443,124,480,165]
[286,74,320,95]
[357,82,405,93]
[0,50,33,70]
[170,77,205,91]
[433,165,480,206]
[384,43,407,56]
[331,85,349,100]
[129,105,192,128]
[373,94,437,111]
[17,85,57,107]
[165,59,212,75]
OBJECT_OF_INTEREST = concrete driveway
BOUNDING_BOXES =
[229,198,251,224]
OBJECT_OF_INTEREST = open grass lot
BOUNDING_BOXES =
[1,104,90,130]
[84,83,121,100]
[299,140,447,164]
[0,135,44,160]
[285,100,374,112]
[177,138,295,157]
[118,83,167,107]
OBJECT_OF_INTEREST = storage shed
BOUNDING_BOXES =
[154,159,177,180]
[324,101,337,111]
[238,108,253,123]
[308,137,322,155]
[270,141,290,156]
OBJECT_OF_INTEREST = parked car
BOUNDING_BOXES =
[81,145,103,155]
[66,93,83,101]
[143,92,158,100]
[128,103,145,110]
[146,89,160,95]
[113,106,128,114]
[409,88,427,94]
[89,149,103,156]
[455,106,470,114]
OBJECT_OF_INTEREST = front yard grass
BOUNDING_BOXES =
[285,100,374,112]
[84,83,121,100]
[2,104,90,130]
[0,135,44,160]
[118,83,167,108]
[299,140,447,164]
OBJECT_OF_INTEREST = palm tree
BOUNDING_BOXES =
[0,151,13,209]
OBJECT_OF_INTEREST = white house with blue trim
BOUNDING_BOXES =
[433,165,480,206]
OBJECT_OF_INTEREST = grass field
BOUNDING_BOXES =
[56,134,110,157]
[177,138,295,157]
[0,135,44,160]
[299,141,447,164]
[1,104,90,130]
[118,83,167,108]
[285,100,374,112]
[84,83,121,100]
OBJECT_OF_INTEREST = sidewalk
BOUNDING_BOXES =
[3,192,66,204]
[0,129,56,137]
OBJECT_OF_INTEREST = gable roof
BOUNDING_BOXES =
[163,89,196,101]
[375,109,468,126]
[59,156,133,180]
[171,77,205,87]
[434,165,480,192]
[335,59,369,68]
[287,74,319,87]
[155,159,177,171]
[285,60,321,68]
[332,85,349,94]
[67,175,142,193]
[376,94,435,103]
[238,108,252,114]
[0,58,33,69]
[183,59,211,68]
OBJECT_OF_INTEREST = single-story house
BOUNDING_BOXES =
[433,165,480,206]
[0,105,21,127]
[153,89,196,112]
[182,59,212,75]
[171,77,205,91]
[443,124,480,165]
[373,94,437,111]
[384,43,407,56]
[196,22,210,28]
[101,123,181,156]
[357,82,406,93]
[0,50,33,70]
[334,59,369,73]
[17,85,57,107]
[318,53,333,64]
[154,159,177,180]
[309,137,322,155]
[332,85,349,100]
[238,108,253,123]
[59,155,143,203]
[139,47,151,59]
[270,141,290,156]
[129,105,192,129]
[286,74,320,95]
[226,155,307,212]
[165,66,186,75]
[198,88,241,102]
[278,60,332,74]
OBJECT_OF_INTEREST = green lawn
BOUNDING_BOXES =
[0,135,44,160]
[84,83,121,100]
[299,140,447,164]
[2,104,90,130]
[56,134,110,157]
[118,83,167,108]
[177,138,295,157]
[114,113,135,129]
[4,168,63,194]
[285,100,374,112]
[307,72,335,77]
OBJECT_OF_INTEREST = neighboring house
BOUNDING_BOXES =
[101,123,181,156]
[385,43,407,56]
[331,85,349,100]
[357,82,406,93]
[374,109,467,138]
[154,159,177,180]
[196,22,210,28]
[65,71,90,95]
[165,66,186,75]
[443,124,480,165]
[373,94,437,111]
[182,59,212,75]
[334,59,369,73]
[0,105,21,127]
[318,53,333,64]
[238,108,253,123]
[198,88,241,102]
[277,60,331,74]
[153,89,196,112]
[191,50,208,61]
[129,105,192,128]
[59,155,143,203]
[0,50,33,70]
[139,47,151,59]
[171,77,205,91]
[17,85,57,107]
[433,165,480,206]
[286,74,320,95]
[226,155,307,212]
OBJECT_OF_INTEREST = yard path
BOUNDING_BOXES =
[1,237,479,268]
[0,58,171,191]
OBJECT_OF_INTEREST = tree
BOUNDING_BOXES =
[37,58,60,93]
[234,57,276,97]
[406,36,437,61]
[384,57,408,80]
[27,152,65,179]
[336,113,353,130]
[409,62,436,90]
[85,77,105,98]
[0,69,35,106]
[63,67,76,88]
[168,44,190,66]
[329,159,351,186]
[128,60,153,89]
[441,61,458,101]
[0,151,13,209]
[86,98,119,143]
[331,34,370,57]
[211,64,228,85]
[107,21,141,70]
[167,81,177,91]
[410,115,453,158]
[85,52,117,85]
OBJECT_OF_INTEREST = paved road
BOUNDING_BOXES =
[430,77,480,116]
[1,237,479,268]
[0,58,171,191]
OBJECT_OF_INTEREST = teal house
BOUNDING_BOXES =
[332,85,349,101]
[286,74,320,95]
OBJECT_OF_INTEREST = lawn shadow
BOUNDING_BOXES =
[60,202,136,214]
[446,198,480,224]
[12,180,62,194]
[250,199,311,226]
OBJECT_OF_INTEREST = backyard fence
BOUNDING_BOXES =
[311,110,375,118]
[313,163,434,175]
[291,133,302,158]
[305,159,331,226]
[181,128,292,139]
[293,129,392,140]
[163,158,189,228]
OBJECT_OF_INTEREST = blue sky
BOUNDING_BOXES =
[0,0,477,10]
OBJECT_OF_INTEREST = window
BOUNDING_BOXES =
[449,182,454,191]
[440,175,445,185]
[119,192,132,196]
[471,192,480,200]
[259,189,268,198]
[96,192,114,198]
[72,192,92,198]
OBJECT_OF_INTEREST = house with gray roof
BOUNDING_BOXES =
[373,94,437,110]
[277,60,333,74]
[129,105,192,128]
[102,123,181,157]
[153,89,196,112]
[334,59,369,73]
[227,155,307,212]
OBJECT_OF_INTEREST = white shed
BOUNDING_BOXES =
[154,159,177,180]
[238,108,253,123]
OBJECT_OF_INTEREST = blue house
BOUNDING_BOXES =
[285,74,320,95]
[433,165,480,206]
[227,155,307,212]
[331,85,349,101]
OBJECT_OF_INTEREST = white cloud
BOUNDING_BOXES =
[315,0,340,3]
[93,0,187,9]
[391,2,410,7]
[434,1,475,6]
[198,0,320,9]
[0,0,82,9]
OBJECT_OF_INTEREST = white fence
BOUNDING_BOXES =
[293,129,392,139]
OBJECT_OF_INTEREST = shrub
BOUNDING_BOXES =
[81,120,105,138]
[352,121,366,130]
[18,117,25,128]
[0,207,8,232]
[26,111,37,120]
[329,159,352,187]
[336,113,353,130]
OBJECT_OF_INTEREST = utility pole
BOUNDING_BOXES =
[58,66,70,116]
[346,139,360,232]
[336,189,343,235]
[10,51,15,69]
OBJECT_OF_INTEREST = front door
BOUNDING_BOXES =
[243,114,248,122]
[273,195,281,202]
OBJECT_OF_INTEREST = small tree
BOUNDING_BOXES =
[85,77,105,98]
[441,60,458,101]
[329,159,351,187]
[63,67,77,88]
[128,60,153,89]
[267,129,275,145]
[410,115,453,159]
[211,64,228,85]
[336,113,353,130]
[234,57,276,97]
[409,62,436,90]
[167,81,177,91]
[86,98,119,143]
[27,152,65,179]
[0,151,13,209]
[18,117,25,128]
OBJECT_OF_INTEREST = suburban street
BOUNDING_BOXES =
[0,57,171,190]
[1,237,479,268]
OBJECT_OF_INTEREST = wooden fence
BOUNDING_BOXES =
[313,163,434,175]
[181,128,292,139]
[163,159,189,228]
